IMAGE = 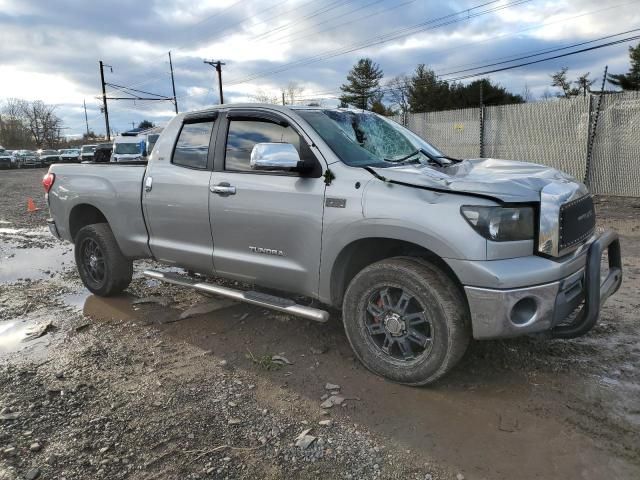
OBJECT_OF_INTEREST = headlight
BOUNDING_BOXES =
[461,206,534,242]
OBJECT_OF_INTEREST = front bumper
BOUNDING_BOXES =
[465,230,622,340]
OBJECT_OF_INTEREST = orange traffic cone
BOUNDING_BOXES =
[27,197,40,212]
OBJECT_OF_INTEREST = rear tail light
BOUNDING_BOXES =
[42,172,55,193]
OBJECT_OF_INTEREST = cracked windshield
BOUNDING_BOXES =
[299,109,447,167]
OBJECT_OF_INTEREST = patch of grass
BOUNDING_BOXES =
[246,349,283,371]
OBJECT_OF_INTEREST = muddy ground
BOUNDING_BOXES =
[1,168,639,480]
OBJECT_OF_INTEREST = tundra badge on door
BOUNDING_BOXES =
[249,246,285,256]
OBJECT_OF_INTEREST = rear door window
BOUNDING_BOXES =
[172,121,214,169]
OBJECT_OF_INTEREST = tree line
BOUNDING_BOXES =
[338,41,640,114]
[0,99,63,149]
[338,58,524,115]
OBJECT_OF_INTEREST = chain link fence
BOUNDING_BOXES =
[394,91,640,197]
[403,109,481,160]
[588,91,640,197]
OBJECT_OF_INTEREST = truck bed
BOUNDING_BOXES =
[47,163,151,259]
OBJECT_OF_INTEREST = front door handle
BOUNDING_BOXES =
[144,176,153,192]
[210,183,236,195]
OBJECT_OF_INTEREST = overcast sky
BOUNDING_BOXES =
[1,0,638,137]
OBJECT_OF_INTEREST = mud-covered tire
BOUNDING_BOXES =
[74,223,133,296]
[342,257,470,386]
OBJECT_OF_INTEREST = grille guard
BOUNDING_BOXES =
[551,230,622,339]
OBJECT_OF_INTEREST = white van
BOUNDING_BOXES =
[111,134,145,162]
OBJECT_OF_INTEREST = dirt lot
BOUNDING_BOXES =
[1,168,639,480]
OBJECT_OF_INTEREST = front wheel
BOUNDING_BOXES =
[342,257,470,386]
[74,223,133,296]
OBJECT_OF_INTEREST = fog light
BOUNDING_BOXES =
[510,297,537,325]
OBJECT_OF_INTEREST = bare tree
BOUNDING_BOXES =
[540,89,555,101]
[0,98,63,148]
[551,67,596,99]
[0,99,34,148]
[576,72,596,97]
[282,82,304,105]
[251,89,280,104]
[386,74,411,114]
[521,83,534,102]
[551,67,578,98]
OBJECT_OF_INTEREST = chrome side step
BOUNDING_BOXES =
[143,270,329,323]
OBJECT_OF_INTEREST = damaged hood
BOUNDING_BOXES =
[370,158,582,203]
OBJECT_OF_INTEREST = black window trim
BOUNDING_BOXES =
[171,114,218,171]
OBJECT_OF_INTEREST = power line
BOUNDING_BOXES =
[293,32,640,101]
[223,0,530,87]
[269,0,418,47]
[104,82,172,99]
[173,1,635,104]
[96,0,305,99]
[151,0,640,105]
[437,27,640,78]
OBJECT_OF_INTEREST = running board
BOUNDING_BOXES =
[143,270,329,323]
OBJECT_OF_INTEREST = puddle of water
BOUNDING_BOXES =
[60,290,91,311]
[0,319,50,361]
[80,294,178,324]
[0,241,73,282]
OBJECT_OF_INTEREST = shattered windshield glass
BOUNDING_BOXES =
[298,109,447,168]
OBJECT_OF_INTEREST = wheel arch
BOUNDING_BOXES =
[68,203,108,242]
[328,237,466,308]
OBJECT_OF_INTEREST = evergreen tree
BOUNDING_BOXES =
[454,79,524,107]
[339,58,384,110]
[608,43,640,90]
[407,64,450,112]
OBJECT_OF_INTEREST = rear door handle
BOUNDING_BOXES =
[145,176,153,192]
[210,183,236,195]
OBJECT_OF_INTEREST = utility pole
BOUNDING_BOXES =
[131,122,135,130]
[83,99,90,136]
[282,91,286,105]
[169,51,178,114]
[99,60,112,140]
[204,60,226,104]
[479,80,485,158]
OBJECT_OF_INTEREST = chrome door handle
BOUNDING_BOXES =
[145,176,153,192]
[210,183,236,195]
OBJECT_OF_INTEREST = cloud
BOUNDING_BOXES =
[0,0,638,136]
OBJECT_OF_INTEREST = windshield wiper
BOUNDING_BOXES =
[432,154,462,163]
[384,149,420,163]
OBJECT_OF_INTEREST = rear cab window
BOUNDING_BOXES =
[172,121,215,169]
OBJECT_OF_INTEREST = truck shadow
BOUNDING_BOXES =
[80,293,640,480]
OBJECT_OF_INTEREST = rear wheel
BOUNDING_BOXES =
[342,257,470,385]
[74,223,133,296]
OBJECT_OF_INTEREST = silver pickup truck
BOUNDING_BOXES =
[44,104,622,385]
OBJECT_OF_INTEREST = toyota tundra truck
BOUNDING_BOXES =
[43,104,622,385]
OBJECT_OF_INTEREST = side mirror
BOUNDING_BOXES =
[250,143,301,171]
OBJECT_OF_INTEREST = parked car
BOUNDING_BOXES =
[59,149,81,163]
[44,104,622,385]
[80,144,97,162]
[39,149,61,166]
[13,150,38,168]
[0,148,13,169]
[93,143,113,163]
[111,134,146,162]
